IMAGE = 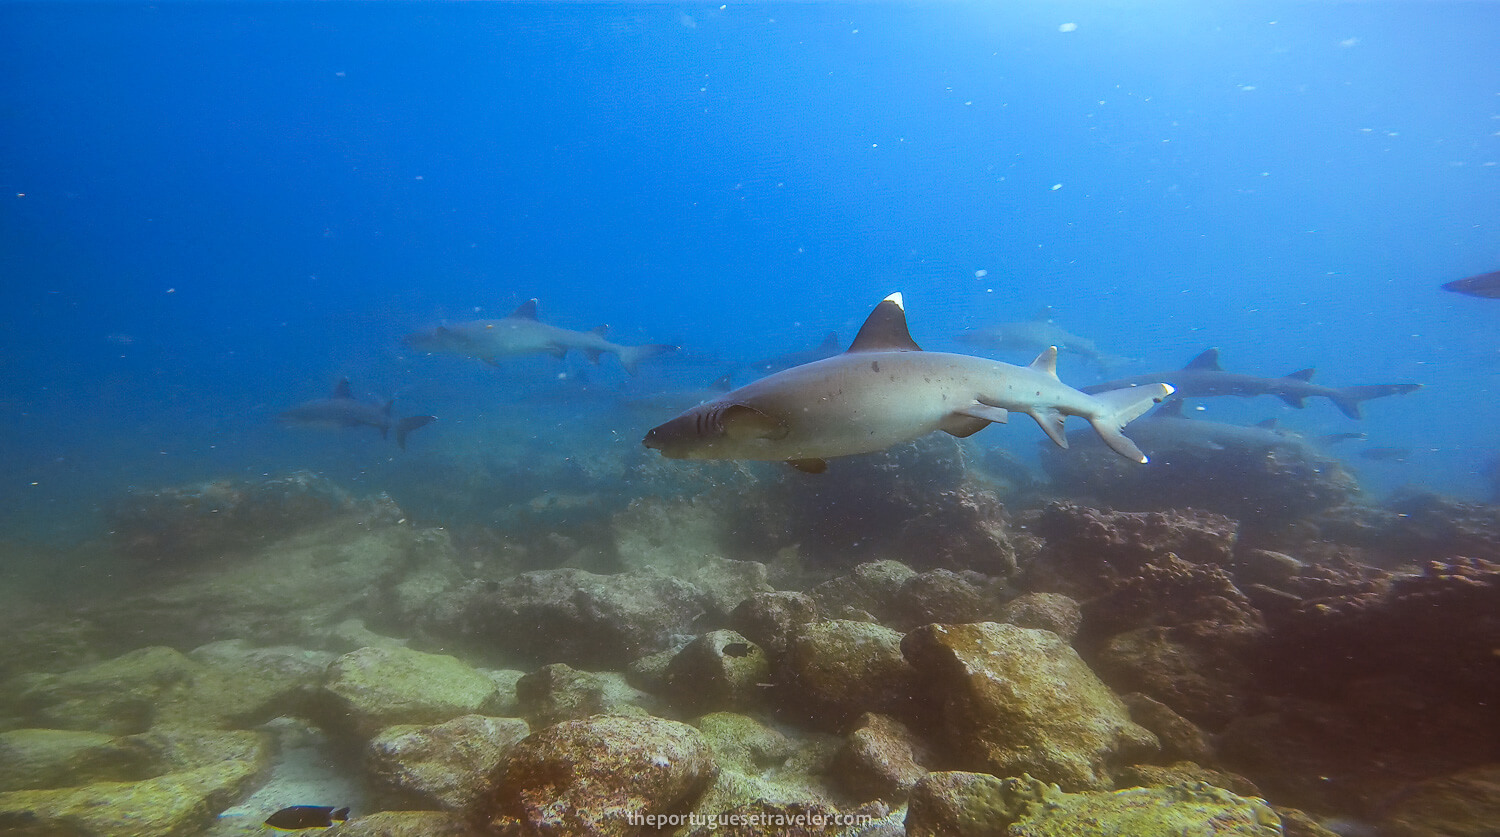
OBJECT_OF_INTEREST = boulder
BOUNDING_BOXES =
[830,713,932,802]
[662,630,771,714]
[366,715,529,811]
[781,620,918,727]
[425,568,709,668]
[514,664,652,728]
[481,715,717,836]
[316,646,502,740]
[902,622,1157,790]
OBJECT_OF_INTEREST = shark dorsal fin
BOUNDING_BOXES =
[511,299,540,320]
[819,331,840,350]
[590,324,609,337]
[1255,418,1278,429]
[1284,368,1315,382]
[1155,398,1186,418]
[847,293,921,353]
[333,378,353,399]
[1028,346,1060,378]
[1184,348,1222,371]
[710,373,734,392]
[1033,305,1057,322]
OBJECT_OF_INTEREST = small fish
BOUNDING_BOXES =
[1442,269,1500,299]
[721,642,752,657]
[1359,446,1413,463]
[264,805,350,830]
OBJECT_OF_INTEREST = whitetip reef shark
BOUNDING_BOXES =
[643,293,1173,473]
[1082,348,1422,419]
[955,308,1131,371]
[403,299,677,375]
[278,379,435,449]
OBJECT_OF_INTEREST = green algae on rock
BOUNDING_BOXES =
[782,619,918,727]
[366,714,530,812]
[316,646,504,740]
[0,729,269,837]
[1008,781,1282,837]
[902,622,1157,791]
[514,663,654,729]
[662,630,771,714]
[0,729,154,792]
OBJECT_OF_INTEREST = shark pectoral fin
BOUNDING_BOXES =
[1278,394,1306,409]
[787,458,828,474]
[546,344,569,359]
[719,404,788,442]
[1027,408,1069,449]
[942,403,1009,437]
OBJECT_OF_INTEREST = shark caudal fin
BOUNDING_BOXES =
[1328,383,1423,419]
[617,344,679,375]
[395,416,436,450]
[1086,383,1175,463]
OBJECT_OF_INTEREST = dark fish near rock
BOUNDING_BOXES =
[264,805,350,830]
[721,641,751,657]
[1442,269,1500,299]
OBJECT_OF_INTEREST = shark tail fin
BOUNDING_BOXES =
[396,416,436,450]
[1329,383,1423,420]
[1087,383,1175,463]
[618,344,679,375]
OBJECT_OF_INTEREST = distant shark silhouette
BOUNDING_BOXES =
[279,379,435,449]
[1083,348,1422,419]
[1442,269,1500,299]
[644,293,1172,472]
[403,299,676,375]
[956,309,1130,371]
[749,332,841,375]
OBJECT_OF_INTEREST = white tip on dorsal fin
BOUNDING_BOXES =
[1028,346,1059,378]
[847,293,921,353]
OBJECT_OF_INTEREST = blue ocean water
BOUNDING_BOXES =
[1,1,1496,545]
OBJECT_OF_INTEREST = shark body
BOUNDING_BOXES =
[643,294,1172,472]
[403,299,676,375]
[749,332,841,374]
[1082,348,1422,419]
[956,312,1125,371]
[279,379,435,449]
[1108,400,1315,457]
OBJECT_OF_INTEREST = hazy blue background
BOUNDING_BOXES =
[2,1,1496,544]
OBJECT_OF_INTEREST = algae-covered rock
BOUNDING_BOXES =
[426,568,710,668]
[729,592,818,662]
[1095,626,1252,729]
[15,646,202,735]
[0,729,154,791]
[905,771,1038,837]
[782,620,918,727]
[514,664,652,729]
[327,810,480,836]
[663,630,771,714]
[87,519,455,652]
[1120,692,1215,765]
[366,715,529,811]
[1113,761,1262,798]
[481,715,717,836]
[831,713,932,803]
[902,622,1157,790]
[1379,763,1500,837]
[692,712,793,775]
[317,646,502,740]
[1000,592,1083,642]
[1007,781,1282,837]
[0,729,269,837]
